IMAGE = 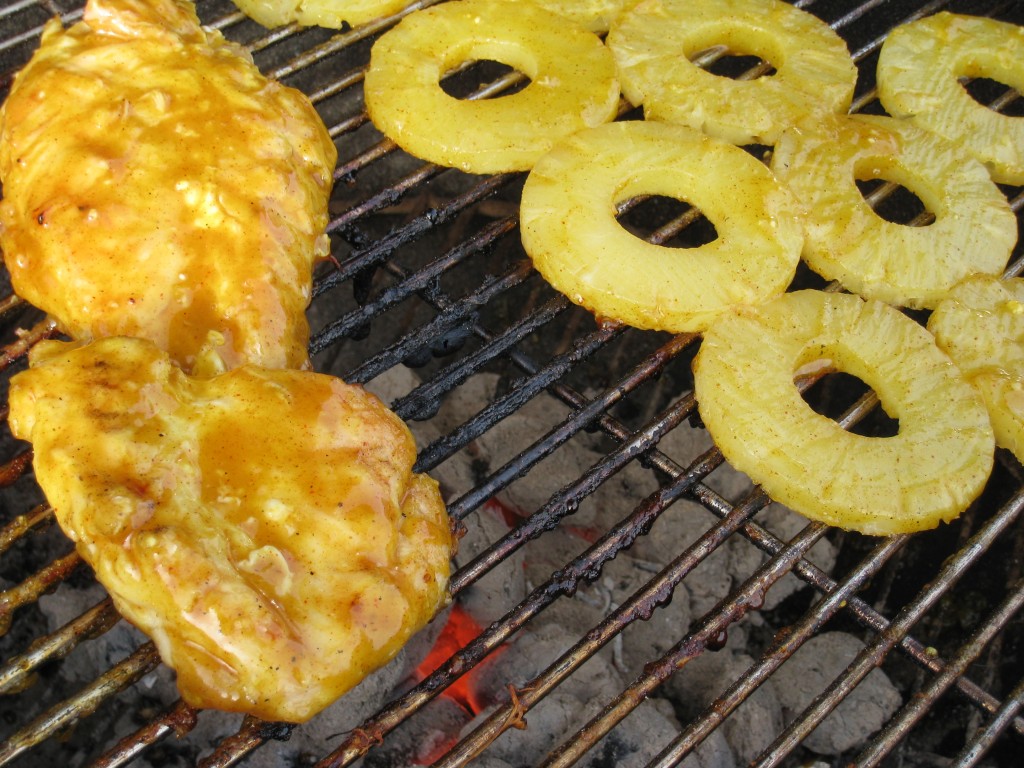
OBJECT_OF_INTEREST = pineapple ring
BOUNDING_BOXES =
[877,12,1024,185]
[525,0,638,33]
[694,289,994,536]
[770,114,1016,310]
[606,0,856,146]
[364,0,620,174]
[231,0,407,29]
[928,275,1024,463]
[520,120,804,332]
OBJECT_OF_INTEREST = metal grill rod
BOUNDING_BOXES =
[0,642,161,767]
[855,580,1024,767]
[442,331,697,520]
[845,0,950,61]
[539,521,831,768]
[751,486,1024,767]
[0,7,81,57]
[0,295,27,326]
[312,216,519,354]
[0,501,49,558]
[0,552,81,634]
[0,451,30,488]
[342,259,536,386]
[0,0,41,19]
[0,599,118,696]
[414,320,625,474]
[435,480,773,768]
[952,676,1024,767]
[448,389,697,595]
[198,715,296,768]
[91,701,198,768]
[315,395,702,768]
[533,384,884,766]
[386,294,572,422]
[646,534,910,768]
[316,174,514,294]
[0,317,57,374]
[268,0,439,82]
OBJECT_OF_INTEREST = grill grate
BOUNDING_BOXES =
[1,0,1023,766]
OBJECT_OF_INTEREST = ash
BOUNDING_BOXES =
[348,369,903,767]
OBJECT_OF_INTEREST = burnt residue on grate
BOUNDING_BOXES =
[1,0,1024,767]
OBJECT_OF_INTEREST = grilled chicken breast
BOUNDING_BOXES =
[8,337,452,723]
[0,0,337,373]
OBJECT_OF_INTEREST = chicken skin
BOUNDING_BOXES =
[8,337,452,723]
[0,0,337,373]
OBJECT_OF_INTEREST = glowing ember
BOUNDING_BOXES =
[415,603,496,717]
[411,603,510,765]
[485,497,524,530]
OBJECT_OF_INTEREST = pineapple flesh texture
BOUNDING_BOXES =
[928,274,1024,464]
[877,12,1024,186]
[231,0,408,29]
[607,0,856,146]
[364,0,620,174]
[524,0,639,33]
[770,114,1016,310]
[694,290,994,536]
[520,120,803,332]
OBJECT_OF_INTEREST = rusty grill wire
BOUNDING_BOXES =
[0,0,1023,766]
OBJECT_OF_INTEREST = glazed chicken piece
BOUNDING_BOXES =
[0,0,337,373]
[8,337,452,723]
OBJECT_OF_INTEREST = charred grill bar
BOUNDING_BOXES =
[1,0,1023,766]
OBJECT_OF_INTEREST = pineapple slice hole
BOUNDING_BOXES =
[877,12,1024,184]
[438,60,531,101]
[521,120,803,333]
[852,162,931,226]
[615,195,719,250]
[694,289,994,535]
[798,369,900,438]
[364,0,620,173]
[701,51,777,80]
[771,114,1016,309]
[607,0,856,145]
[961,77,1024,118]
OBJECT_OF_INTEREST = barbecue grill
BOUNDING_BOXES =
[1,0,1023,765]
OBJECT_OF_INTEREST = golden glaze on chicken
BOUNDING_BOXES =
[8,337,452,723]
[0,0,337,373]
